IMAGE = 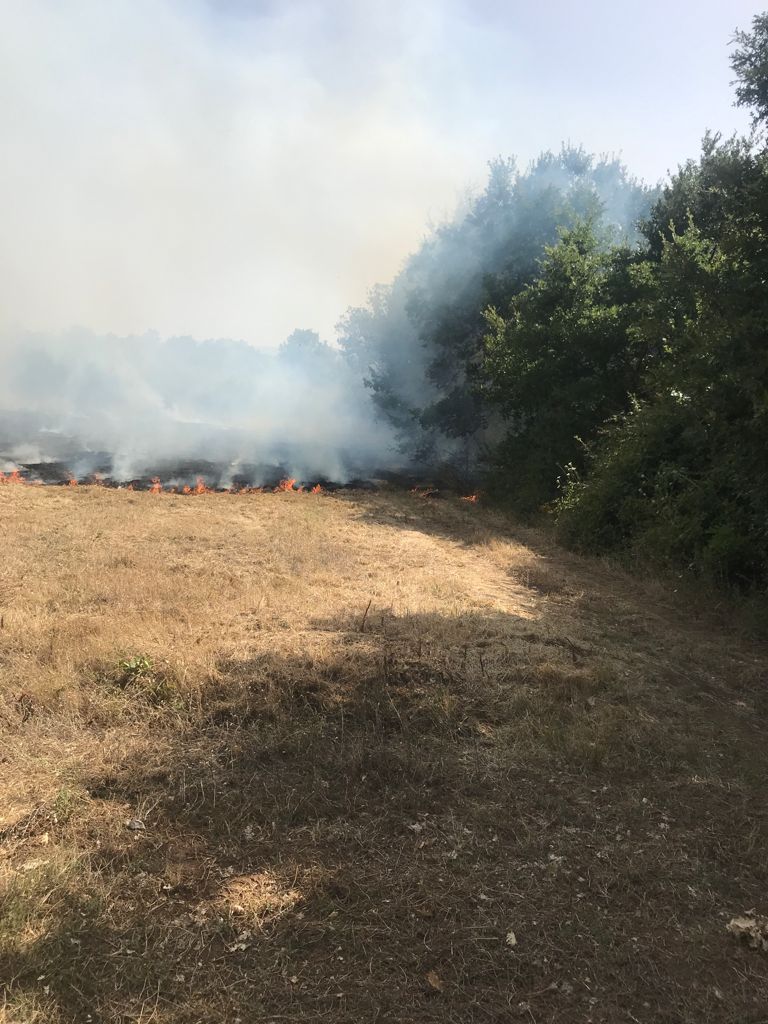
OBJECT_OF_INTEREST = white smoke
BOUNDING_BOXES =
[0,0,480,345]
[0,0,749,480]
[0,328,397,482]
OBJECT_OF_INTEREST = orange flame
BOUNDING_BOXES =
[461,494,479,504]
[3,469,341,497]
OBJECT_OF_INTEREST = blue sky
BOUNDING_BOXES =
[0,0,764,346]
[205,0,761,182]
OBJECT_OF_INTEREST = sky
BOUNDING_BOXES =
[0,0,764,347]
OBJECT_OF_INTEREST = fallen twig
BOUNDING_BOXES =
[360,598,373,633]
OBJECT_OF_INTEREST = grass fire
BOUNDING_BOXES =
[3,3,768,1022]
[1,468,330,496]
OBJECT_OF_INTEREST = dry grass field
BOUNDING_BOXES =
[1,484,767,1023]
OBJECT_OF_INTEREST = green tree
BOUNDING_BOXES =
[557,154,768,586]
[481,222,650,511]
[731,12,768,130]
[338,148,654,475]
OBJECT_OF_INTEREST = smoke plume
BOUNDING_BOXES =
[0,328,396,483]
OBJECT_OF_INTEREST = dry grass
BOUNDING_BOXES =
[1,485,767,1023]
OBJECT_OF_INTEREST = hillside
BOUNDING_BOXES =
[1,485,767,1023]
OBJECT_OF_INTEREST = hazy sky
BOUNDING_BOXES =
[1,0,763,346]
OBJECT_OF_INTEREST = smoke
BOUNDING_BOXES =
[0,327,397,482]
[4,0,741,346]
[0,1,750,481]
[0,0,493,480]
[0,0,483,346]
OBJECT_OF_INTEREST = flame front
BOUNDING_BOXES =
[1,469,331,495]
[411,486,438,499]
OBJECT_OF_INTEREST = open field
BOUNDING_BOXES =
[1,484,767,1023]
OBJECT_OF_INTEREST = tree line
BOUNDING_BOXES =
[338,13,768,593]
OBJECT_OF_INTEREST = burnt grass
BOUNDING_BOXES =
[1,488,768,1023]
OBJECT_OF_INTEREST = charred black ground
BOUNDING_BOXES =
[0,449,455,494]
[1,457,388,492]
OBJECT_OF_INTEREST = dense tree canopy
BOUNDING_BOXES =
[551,19,768,589]
[339,12,768,592]
[338,148,653,469]
[480,224,652,511]
[732,12,768,130]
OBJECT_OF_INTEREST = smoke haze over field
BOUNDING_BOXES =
[0,0,764,480]
[0,0,761,345]
[0,329,395,482]
[1,0,480,346]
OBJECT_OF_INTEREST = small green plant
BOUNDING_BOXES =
[53,786,81,824]
[115,655,177,706]
[117,654,154,682]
